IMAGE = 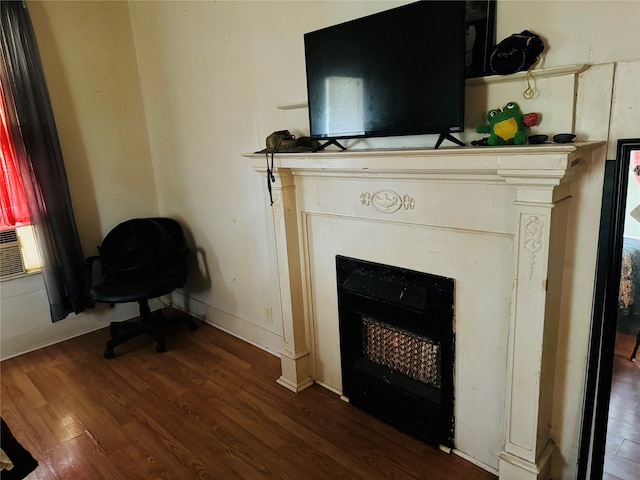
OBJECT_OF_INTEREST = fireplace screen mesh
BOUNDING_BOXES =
[361,315,441,388]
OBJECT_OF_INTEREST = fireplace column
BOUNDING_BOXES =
[498,168,576,480]
[267,168,313,392]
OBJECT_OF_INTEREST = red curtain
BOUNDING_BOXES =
[0,81,30,228]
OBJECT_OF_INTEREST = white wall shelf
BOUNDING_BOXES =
[276,64,589,111]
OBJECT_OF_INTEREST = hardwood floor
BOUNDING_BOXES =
[603,331,640,480]
[1,310,496,480]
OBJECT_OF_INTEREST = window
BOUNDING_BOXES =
[0,81,42,278]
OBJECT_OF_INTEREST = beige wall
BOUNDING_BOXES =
[1,1,639,478]
[27,0,158,247]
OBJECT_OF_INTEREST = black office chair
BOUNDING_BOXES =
[86,217,197,358]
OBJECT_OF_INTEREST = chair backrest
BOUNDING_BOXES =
[99,218,186,283]
[148,217,188,284]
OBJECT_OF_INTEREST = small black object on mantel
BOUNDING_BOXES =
[471,137,489,147]
[553,133,577,144]
[528,134,548,144]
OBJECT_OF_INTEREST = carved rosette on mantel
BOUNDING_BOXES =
[244,143,605,480]
[360,189,416,213]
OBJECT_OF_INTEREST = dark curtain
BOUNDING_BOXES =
[0,1,85,321]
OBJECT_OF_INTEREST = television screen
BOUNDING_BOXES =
[304,1,466,142]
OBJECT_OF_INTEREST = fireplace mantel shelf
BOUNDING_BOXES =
[245,142,603,180]
[245,142,606,480]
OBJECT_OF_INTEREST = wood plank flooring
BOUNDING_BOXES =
[603,331,640,480]
[1,310,496,480]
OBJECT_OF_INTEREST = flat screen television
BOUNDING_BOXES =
[304,1,466,149]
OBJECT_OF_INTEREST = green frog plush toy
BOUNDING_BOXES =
[476,101,539,146]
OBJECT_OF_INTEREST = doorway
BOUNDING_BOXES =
[604,145,640,478]
[578,139,640,479]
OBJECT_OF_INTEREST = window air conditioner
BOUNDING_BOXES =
[0,228,26,278]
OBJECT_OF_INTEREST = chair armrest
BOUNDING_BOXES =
[85,255,101,274]
[84,255,101,305]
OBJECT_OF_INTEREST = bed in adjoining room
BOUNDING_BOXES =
[619,236,640,334]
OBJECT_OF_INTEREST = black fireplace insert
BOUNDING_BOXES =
[336,255,455,448]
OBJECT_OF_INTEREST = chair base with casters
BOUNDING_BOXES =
[104,301,197,359]
[86,217,196,358]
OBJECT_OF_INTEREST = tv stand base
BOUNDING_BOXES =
[435,133,465,149]
[315,138,347,152]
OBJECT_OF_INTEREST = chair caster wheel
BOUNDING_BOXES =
[156,343,166,353]
[104,349,114,359]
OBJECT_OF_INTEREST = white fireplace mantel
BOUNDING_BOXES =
[244,142,605,480]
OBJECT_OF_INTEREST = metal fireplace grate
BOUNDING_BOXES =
[362,315,441,388]
[337,255,454,447]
